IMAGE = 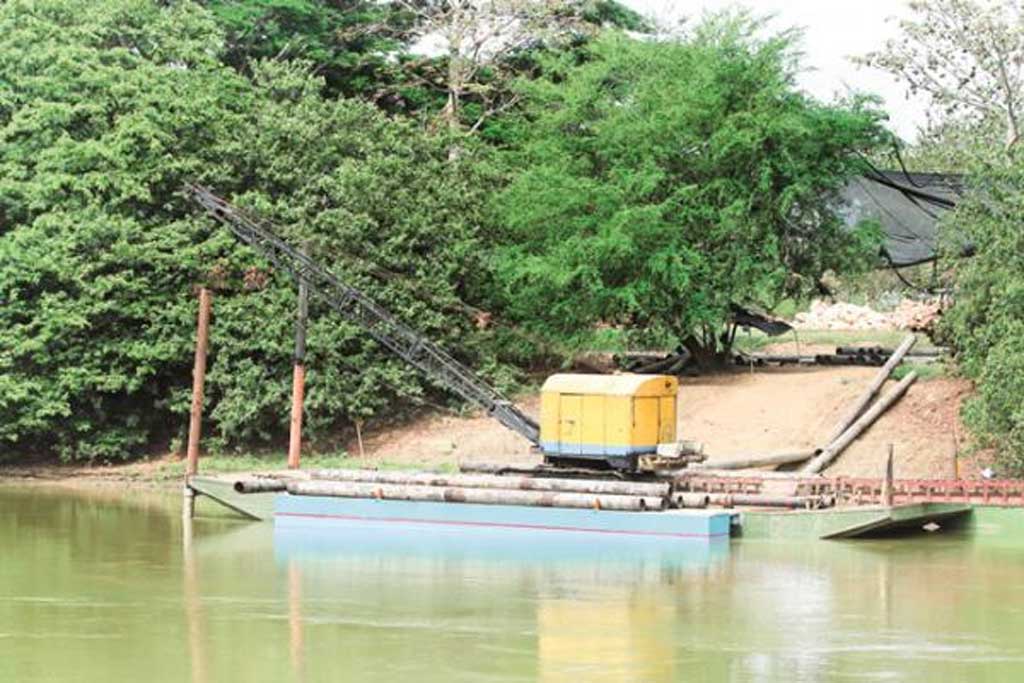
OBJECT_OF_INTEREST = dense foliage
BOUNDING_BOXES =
[940,153,1024,473]
[0,0,499,460]
[0,2,894,462]
[208,0,411,103]
[489,25,886,364]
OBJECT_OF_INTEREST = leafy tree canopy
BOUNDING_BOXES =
[0,0,500,461]
[207,0,412,103]
[939,151,1024,473]
[489,19,887,363]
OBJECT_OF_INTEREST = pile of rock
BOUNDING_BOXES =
[793,299,942,331]
[889,299,942,331]
[793,301,892,330]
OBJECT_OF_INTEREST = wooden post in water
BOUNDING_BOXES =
[288,276,309,470]
[186,288,212,483]
[184,288,211,519]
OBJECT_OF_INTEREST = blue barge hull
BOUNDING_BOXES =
[275,494,733,540]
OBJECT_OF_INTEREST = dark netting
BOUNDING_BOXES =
[839,171,965,267]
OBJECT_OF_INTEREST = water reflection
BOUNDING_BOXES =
[287,561,304,679]
[5,485,1024,683]
[181,516,207,683]
[272,518,729,682]
[272,518,730,572]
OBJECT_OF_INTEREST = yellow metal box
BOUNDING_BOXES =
[539,374,677,466]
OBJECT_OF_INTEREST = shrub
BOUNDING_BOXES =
[940,151,1024,473]
[0,0,500,460]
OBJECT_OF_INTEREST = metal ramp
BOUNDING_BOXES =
[188,475,277,521]
[820,503,972,539]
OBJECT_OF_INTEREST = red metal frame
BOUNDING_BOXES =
[678,476,1024,507]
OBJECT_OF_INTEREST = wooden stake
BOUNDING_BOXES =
[186,288,212,479]
[288,278,309,470]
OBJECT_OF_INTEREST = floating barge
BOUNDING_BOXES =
[191,471,734,542]
[187,468,1011,541]
[276,495,732,540]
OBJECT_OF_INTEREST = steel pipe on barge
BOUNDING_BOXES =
[286,481,666,511]
[305,469,671,498]
[234,479,288,494]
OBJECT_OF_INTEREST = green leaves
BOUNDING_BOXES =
[489,24,885,360]
[0,0,500,461]
[940,150,1024,473]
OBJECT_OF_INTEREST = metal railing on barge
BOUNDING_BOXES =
[678,475,1024,507]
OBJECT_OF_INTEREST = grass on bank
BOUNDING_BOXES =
[732,328,942,354]
[152,452,458,482]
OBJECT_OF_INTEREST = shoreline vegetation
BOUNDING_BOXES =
[0,453,456,489]
[2,1,1020,474]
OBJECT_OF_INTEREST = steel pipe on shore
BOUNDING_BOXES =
[689,451,815,471]
[305,469,671,498]
[286,480,665,511]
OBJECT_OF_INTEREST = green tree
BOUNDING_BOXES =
[939,152,1024,473]
[489,21,886,366]
[858,0,1023,153]
[207,0,412,103]
[0,0,500,461]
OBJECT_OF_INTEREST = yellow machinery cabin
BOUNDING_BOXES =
[540,374,678,469]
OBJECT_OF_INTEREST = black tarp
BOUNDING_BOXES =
[839,171,965,267]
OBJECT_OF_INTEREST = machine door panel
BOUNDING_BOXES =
[659,395,675,443]
[633,397,659,449]
[558,394,584,455]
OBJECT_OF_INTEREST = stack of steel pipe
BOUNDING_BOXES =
[286,478,666,511]
[305,469,670,496]
[232,469,672,512]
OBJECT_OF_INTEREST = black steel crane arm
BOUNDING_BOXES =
[184,184,541,446]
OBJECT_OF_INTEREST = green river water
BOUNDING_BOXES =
[2,483,1024,682]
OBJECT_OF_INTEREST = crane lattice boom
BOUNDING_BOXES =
[186,184,540,446]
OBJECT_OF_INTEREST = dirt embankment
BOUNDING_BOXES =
[2,342,979,483]
[356,363,977,480]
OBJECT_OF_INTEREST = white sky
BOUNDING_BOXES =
[621,0,930,141]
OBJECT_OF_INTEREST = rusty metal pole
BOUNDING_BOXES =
[186,288,212,481]
[288,277,309,470]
